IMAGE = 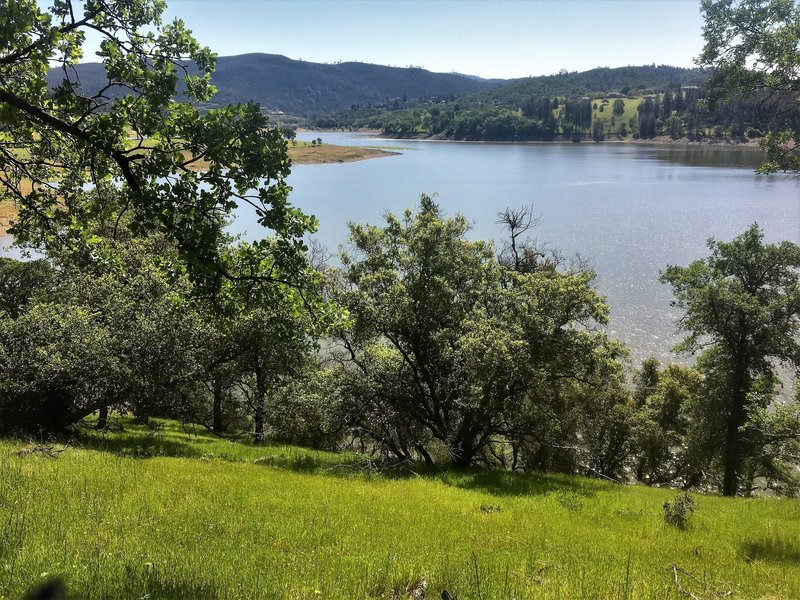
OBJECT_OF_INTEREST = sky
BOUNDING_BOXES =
[69,0,709,80]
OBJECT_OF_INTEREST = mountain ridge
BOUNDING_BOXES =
[46,53,505,116]
[47,55,711,120]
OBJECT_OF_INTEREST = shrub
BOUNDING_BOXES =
[663,493,695,530]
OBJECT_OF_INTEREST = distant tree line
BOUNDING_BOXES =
[314,83,799,143]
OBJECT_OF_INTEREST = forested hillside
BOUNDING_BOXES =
[45,53,502,116]
[315,64,798,143]
[314,65,708,129]
[446,65,710,110]
[47,55,792,144]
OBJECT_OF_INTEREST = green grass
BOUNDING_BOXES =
[1,419,799,599]
[592,98,641,137]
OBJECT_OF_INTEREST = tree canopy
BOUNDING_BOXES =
[0,0,314,289]
[661,224,800,495]
[334,196,630,471]
[699,0,800,173]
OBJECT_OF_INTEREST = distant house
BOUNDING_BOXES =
[681,85,700,91]
[606,92,625,98]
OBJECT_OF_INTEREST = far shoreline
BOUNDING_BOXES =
[304,128,767,151]
[0,142,399,235]
[287,141,398,165]
[0,135,765,236]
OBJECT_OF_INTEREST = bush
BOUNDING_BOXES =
[0,304,114,432]
[267,369,349,451]
[663,493,695,530]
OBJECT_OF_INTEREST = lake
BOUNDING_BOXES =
[231,132,800,364]
[3,133,796,364]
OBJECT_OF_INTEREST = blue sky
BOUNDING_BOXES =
[95,1,708,79]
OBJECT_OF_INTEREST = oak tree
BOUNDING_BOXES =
[0,0,314,289]
[336,196,626,469]
[699,0,800,173]
[661,224,800,495]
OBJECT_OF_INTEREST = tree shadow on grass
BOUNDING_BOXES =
[741,538,800,564]
[62,418,606,500]
[252,452,336,473]
[430,468,603,499]
[78,433,209,459]
[70,418,274,461]
[258,455,604,500]
[24,573,220,600]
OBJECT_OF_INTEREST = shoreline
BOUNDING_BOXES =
[0,136,765,236]
[385,135,766,150]
[307,129,766,150]
[0,143,399,235]
[287,142,398,165]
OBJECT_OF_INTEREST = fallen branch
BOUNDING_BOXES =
[671,565,732,599]
[672,565,700,600]
[16,443,70,458]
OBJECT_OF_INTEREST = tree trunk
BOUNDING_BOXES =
[722,403,746,496]
[722,360,750,496]
[511,442,519,471]
[384,437,410,461]
[96,403,108,430]
[415,444,433,465]
[253,369,266,444]
[212,376,224,434]
[450,440,476,469]
[253,393,265,444]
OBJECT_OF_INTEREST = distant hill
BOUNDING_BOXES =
[45,59,712,123]
[314,64,725,141]
[46,53,503,116]
[457,65,711,110]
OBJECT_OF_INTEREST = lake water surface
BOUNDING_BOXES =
[4,133,795,364]
[231,132,800,363]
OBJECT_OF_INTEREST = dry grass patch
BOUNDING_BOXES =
[180,143,397,171]
[288,143,397,165]
[0,144,398,233]
[0,200,19,235]
[0,179,32,235]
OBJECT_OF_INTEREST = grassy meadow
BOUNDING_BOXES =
[1,419,799,599]
[592,98,640,136]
